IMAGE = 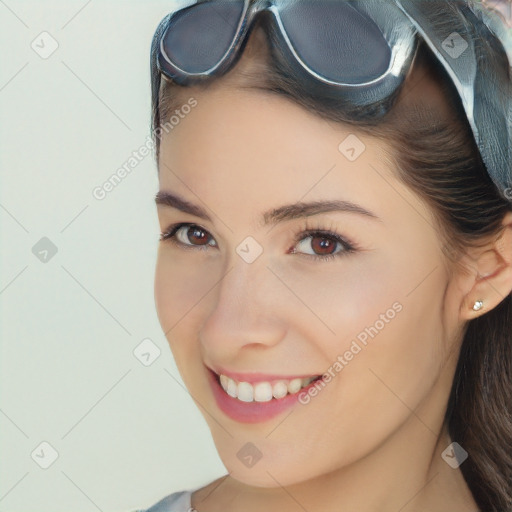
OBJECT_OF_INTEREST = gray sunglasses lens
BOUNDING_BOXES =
[279,1,391,84]
[162,1,245,74]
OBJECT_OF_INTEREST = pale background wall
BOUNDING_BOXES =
[0,2,224,511]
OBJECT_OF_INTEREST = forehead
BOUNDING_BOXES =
[158,85,387,184]
[156,83,436,235]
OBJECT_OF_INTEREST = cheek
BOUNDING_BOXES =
[273,253,409,344]
[154,248,219,332]
[269,269,448,472]
[294,239,444,352]
[154,250,212,384]
[324,294,446,464]
[284,251,448,411]
[318,261,447,430]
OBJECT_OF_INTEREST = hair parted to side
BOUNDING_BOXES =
[150,5,512,511]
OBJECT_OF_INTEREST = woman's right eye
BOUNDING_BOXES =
[159,223,217,250]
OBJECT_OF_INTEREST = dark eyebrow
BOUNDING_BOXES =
[155,191,381,226]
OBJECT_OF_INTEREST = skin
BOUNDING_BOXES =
[153,63,512,511]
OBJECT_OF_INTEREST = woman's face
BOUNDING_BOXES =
[154,83,465,487]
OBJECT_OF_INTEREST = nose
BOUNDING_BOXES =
[199,256,288,358]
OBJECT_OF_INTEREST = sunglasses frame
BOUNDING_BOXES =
[155,0,418,105]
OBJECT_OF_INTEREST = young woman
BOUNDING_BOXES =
[136,1,512,511]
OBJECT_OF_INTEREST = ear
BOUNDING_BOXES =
[459,211,512,320]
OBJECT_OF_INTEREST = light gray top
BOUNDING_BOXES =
[134,490,194,512]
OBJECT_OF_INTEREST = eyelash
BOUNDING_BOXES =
[159,220,358,262]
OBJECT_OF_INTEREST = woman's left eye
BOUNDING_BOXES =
[290,230,356,261]
[159,223,356,261]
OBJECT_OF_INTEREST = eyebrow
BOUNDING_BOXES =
[154,191,381,226]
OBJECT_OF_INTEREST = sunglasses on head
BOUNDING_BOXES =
[150,0,512,199]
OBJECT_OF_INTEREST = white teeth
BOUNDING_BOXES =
[287,378,302,394]
[218,373,318,402]
[226,379,238,398]
[237,382,254,402]
[272,381,288,399]
[254,382,273,402]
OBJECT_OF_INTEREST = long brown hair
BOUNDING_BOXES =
[150,6,512,511]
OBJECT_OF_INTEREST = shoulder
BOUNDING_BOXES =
[133,490,193,512]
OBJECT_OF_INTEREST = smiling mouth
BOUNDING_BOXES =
[214,371,323,403]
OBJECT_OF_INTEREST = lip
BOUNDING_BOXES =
[206,364,318,384]
[206,366,322,424]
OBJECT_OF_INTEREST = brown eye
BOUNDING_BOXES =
[176,225,212,246]
[309,235,338,255]
[290,227,358,262]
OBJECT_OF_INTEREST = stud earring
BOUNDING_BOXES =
[472,300,484,311]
